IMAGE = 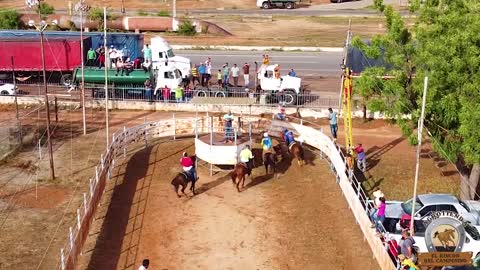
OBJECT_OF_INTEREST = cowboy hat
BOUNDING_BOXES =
[373,190,385,198]
[263,132,269,137]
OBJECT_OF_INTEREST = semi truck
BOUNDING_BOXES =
[256,0,301,9]
[0,31,191,86]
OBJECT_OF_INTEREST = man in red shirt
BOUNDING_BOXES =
[180,152,197,182]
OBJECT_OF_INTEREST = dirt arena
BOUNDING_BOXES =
[78,137,380,270]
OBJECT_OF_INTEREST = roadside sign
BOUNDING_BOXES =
[418,252,472,267]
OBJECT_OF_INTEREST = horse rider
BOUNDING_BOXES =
[261,132,273,161]
[239,145,254,176]
[283,128,295,146]
[180,152,197,182]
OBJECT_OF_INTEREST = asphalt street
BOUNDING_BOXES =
[176,50,344,76]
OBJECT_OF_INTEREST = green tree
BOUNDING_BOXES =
[353,0,480,199]
[0,9,21,29]
[38,2,55,16]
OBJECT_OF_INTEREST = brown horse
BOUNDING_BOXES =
[231,160,252,192]
[288,141,305,166]
[171,156,197,198]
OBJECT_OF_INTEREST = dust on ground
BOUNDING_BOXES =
[78,138,380,270]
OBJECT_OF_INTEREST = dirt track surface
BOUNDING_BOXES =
[79,138,380,270]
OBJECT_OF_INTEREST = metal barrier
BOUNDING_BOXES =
[58,115,395,270]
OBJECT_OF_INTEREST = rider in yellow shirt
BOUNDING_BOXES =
[239,145,254,176]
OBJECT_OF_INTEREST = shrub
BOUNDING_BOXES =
[137,10,148,16]
[156,10,170,17]
[0,9,21,30]
[177,20,196,36]
[38,2,55,16]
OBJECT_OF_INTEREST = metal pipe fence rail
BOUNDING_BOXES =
[56,115,395,270]
[7,82,355,109]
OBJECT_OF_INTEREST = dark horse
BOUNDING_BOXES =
[288,141,305,166]
[171,155,197,198]
[264,145,282,175]
[231,160,252,192]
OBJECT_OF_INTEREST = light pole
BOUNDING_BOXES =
[75,0,89,135]
[26,15,58,180]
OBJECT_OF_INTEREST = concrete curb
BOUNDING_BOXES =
[170,45,344,52]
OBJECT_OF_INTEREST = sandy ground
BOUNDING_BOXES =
[78,138,381,270]
[0,107,462,269]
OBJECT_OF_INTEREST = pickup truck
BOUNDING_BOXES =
[256,0,300,9]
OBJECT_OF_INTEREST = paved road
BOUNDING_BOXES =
[176,50,344,76]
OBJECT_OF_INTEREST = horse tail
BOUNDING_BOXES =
[433,232,438,238]
[300,146,305,161]
[231,171,237,184]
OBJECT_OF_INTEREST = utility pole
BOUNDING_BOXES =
[104,7,110,148]
[410,76,428,235]
[338,18,352,112]
[173,0,177,18]
[11,57,21,144]
[76,0,87,135]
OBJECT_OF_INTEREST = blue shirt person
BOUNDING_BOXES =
[288,69,296,77]
[328,107,338,140]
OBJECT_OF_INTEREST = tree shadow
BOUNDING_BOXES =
[366,137,405,170]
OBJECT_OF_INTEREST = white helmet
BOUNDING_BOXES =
[263,132,269,137]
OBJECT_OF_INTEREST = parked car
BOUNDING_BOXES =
[390,223,480,258]
[383,194,480,233]
[0,83,16,95]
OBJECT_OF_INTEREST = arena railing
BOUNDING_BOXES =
[57,115,395,270]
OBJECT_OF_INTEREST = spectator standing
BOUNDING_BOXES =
[242,62,250,87]
[138,259,150,270]
[217,69,222,87]
[142,44,152,64]
[97,47,105,69]
[108,45,118,68]
[222,64,230,87]
[144,79,153,102]
[400,229,417,264]
[175,85,183,102]
[288,68,296,77]
[198,63,206,87]
[161,85,170,102]
[370,189,384,224]
[263,54,270,65]
[115,57,124,76]
[86,48,96,66]
[374,197,386,234]
[191,65,199,87]
[117,48,124,63]
[346,153,353,181]
[205,57,212,85]
[231,64,240,87]
[354,143,367,172]
[122,46,129,62]
[328,107,338,140]
[223,110,234,143]
[123,58,133,75]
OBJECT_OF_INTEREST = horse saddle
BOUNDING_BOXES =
[180,171,194,182]
[239,162,248,169]
[288,141,296,150]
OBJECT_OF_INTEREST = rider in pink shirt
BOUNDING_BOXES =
[180,152,197,181]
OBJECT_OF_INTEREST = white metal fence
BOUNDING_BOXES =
[58,115,396,270]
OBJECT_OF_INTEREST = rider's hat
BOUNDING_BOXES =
[263,132,269,137]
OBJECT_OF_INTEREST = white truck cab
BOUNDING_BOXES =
[257,64,302,105]
[150,36,191,79]
[154,65,183,92]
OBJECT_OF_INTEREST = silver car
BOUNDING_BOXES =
[383,194,480,233]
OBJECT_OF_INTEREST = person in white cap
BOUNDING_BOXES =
[261,132,273,161]
[370,189,384,226]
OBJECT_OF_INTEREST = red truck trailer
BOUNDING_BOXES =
[0,36,91,85]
